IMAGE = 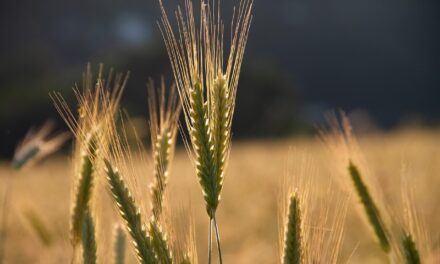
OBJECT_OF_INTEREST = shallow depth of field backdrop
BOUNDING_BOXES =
[0,0,439,263]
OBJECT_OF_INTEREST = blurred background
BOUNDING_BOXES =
[1,0,439,159]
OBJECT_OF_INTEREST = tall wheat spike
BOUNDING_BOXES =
[282,192,303,264]
[113,225,126,264]
[51,64,128,249]
[82,210,97,264]
[160,1,252,261]
[148,79,180,221]
[348,161,390,253]
[159,0,253,217]
[104,160,157,264]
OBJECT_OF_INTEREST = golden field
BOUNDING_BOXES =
[1,128,439,263]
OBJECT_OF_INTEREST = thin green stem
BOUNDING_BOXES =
[208,218,213,264]
[213,213,223,264]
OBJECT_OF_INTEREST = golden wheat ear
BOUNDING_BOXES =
[148,78,181,221]
[51,64,128,260]
[159,0,253,218]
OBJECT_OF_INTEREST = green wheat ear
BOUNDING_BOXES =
[104,159,157,264]
[402,232,420,264]
[189,81,219,217]
[282,192,303,264]
[113,225,126,264]
[348,161,390,253]
[71,135,96,245]
[149,220,173,264]
[82,210,97,264]
[150,130,172,220]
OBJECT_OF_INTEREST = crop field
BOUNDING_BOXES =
[1,128,439,263]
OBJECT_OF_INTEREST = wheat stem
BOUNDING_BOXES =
[82,210,97,264]
[282,193,302,264]
[104,160,157,264]
[348,161,390,253]
[207,218,213,264]
[212,213,223,264]
[402,233,420,264]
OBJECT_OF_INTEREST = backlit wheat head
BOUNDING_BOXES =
[147,78,181,221]
[52,63,128,246]
[159,0,253,217]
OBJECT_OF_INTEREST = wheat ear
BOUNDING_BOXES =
[149,220,173,264]
[402,232,420,264]
[148,79,180,221]
[113,225,126,264]
[159,0,253,216]
[190,80,219,217]
[82,209,97,264]
[71,135,96,245]
[104,160,157,264]
[348,161,390,253]
[282,192,303,264]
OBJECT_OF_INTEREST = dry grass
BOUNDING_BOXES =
[1,128,439,263]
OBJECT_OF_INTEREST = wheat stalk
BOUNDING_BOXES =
[282,192,303,264]
[159,1,252,261]
[104,160,157,264]
[148,79,180,221]
[348,161,390,253]
[113,225,126,264]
